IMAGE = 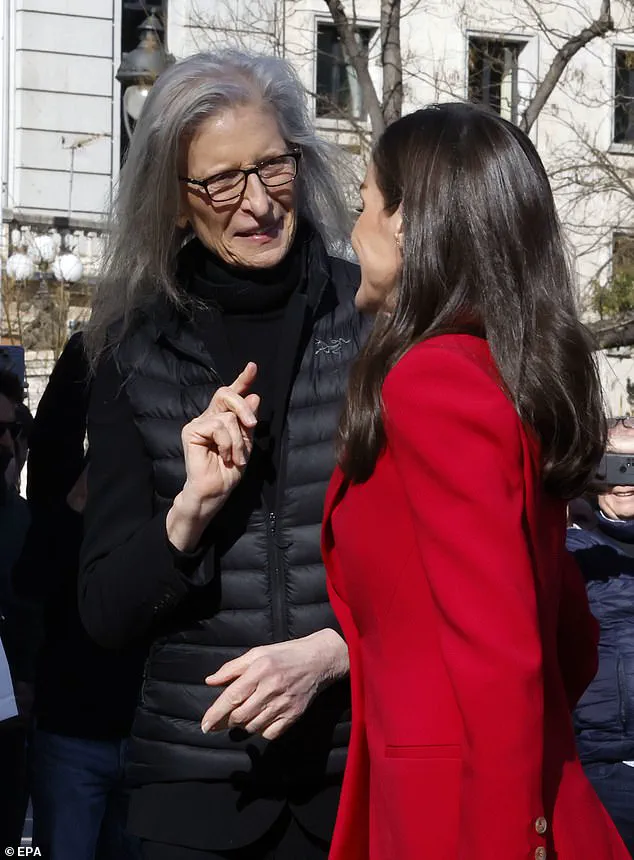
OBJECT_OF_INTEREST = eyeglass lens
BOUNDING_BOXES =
[608,417,634,429]
[207,155,298,202]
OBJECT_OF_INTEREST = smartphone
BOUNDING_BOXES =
[595,453,634,487]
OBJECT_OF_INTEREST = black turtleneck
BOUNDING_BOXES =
[180,225,310,505]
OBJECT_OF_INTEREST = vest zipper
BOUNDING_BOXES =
[267,511,288,643]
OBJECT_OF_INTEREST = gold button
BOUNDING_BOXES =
[535,848,547,860]
[535,817,548,835]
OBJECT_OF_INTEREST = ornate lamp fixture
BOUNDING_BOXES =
[116,11,174,139]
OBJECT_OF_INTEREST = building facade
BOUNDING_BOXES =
[1,0,634,410]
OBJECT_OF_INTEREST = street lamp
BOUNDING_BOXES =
[52,253,83,285]
[116,11,174,139]
[6,253,35,282]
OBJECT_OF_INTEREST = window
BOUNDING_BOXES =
[316,23,376,120]
[615,50,634,144]
[591,234,634,318]
[468,37,526,124]
[614,233,634,283]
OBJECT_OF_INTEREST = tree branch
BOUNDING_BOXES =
[323,0,386,136]
[381,0,402,126]
[589,314,634,350]
[520,0,614,133]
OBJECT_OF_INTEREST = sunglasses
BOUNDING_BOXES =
[608,417,634,430]
[0,421,21,440]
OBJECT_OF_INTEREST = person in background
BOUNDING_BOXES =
[0,371,29,590]
[0,371,30,850]
[12,332,145,860]
[322,104,629,859]
[0,637,19,852]
[568,418,634,856]
[13,403,33,493]
[0,370,30,493]
[79,50,362,860]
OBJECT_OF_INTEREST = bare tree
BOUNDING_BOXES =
[520,0,614,132]
[322,0,619,141]
[183,0,634,350]
[322,0,387,134]
[381,0,402,125]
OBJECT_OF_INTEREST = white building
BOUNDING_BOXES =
[1,0,634,410]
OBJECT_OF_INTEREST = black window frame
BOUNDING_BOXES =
[614,49,634,144]
[468,36,526,125]
[315,22,376,121]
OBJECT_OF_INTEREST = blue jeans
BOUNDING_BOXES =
[585,762,634,857]
[30,730,141,860]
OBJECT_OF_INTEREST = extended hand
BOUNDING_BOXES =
[167,363,260,551]
[201,629,349,741]
[181,362,260,508]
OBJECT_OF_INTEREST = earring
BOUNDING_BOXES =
[395,233,402,250]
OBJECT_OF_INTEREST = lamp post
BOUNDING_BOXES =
[116,11,174,140]
[5,234,84,358]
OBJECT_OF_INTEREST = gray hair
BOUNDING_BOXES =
[86,50,353,363]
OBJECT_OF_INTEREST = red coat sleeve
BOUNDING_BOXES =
[383,343,545,858]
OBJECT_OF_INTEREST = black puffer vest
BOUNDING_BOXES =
[115,239,364,787]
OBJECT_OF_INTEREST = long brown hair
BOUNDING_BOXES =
[338,103,605,498]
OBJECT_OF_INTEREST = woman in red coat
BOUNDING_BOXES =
[323,104,630,859]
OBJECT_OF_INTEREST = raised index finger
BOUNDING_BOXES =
[230,362,258,395]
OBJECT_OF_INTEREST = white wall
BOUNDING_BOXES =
[7,0,120,224]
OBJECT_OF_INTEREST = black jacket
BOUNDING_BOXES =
[79,237,363,797]
[568,507,634,765]
[12,332,146,738]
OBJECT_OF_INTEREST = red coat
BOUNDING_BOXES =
[323,334,628,860]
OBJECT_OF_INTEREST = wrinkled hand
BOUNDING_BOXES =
[201,629,349,741]
[167,364,260,550]
[181,362,260,511]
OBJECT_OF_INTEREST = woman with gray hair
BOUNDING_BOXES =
[78,50,363,859]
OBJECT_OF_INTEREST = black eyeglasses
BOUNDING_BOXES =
[608,417,634,429]
[180,151,301,203]
[0,421,21,440]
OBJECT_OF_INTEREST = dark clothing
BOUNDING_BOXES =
[141,808,330,859]
[0,487,30,608]
[568,506,634,854]
[567,510,634,766]
[0,717,29,848]
[30,731,140,860]
[79,228,364,850]
[28,503,145,740]
[131,782,340,854]
[186,232,309,508]
[584,762,634,856]
[26,332,89,506]
[0,488,32,681]
[12,332,146,740]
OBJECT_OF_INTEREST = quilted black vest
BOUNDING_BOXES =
[115,243,364,786]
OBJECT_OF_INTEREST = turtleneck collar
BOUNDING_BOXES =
[596,508,634,543]
[180,220,312,314]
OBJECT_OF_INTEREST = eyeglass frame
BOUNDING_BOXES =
[179,150,302,204]
[608,417,634,429]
